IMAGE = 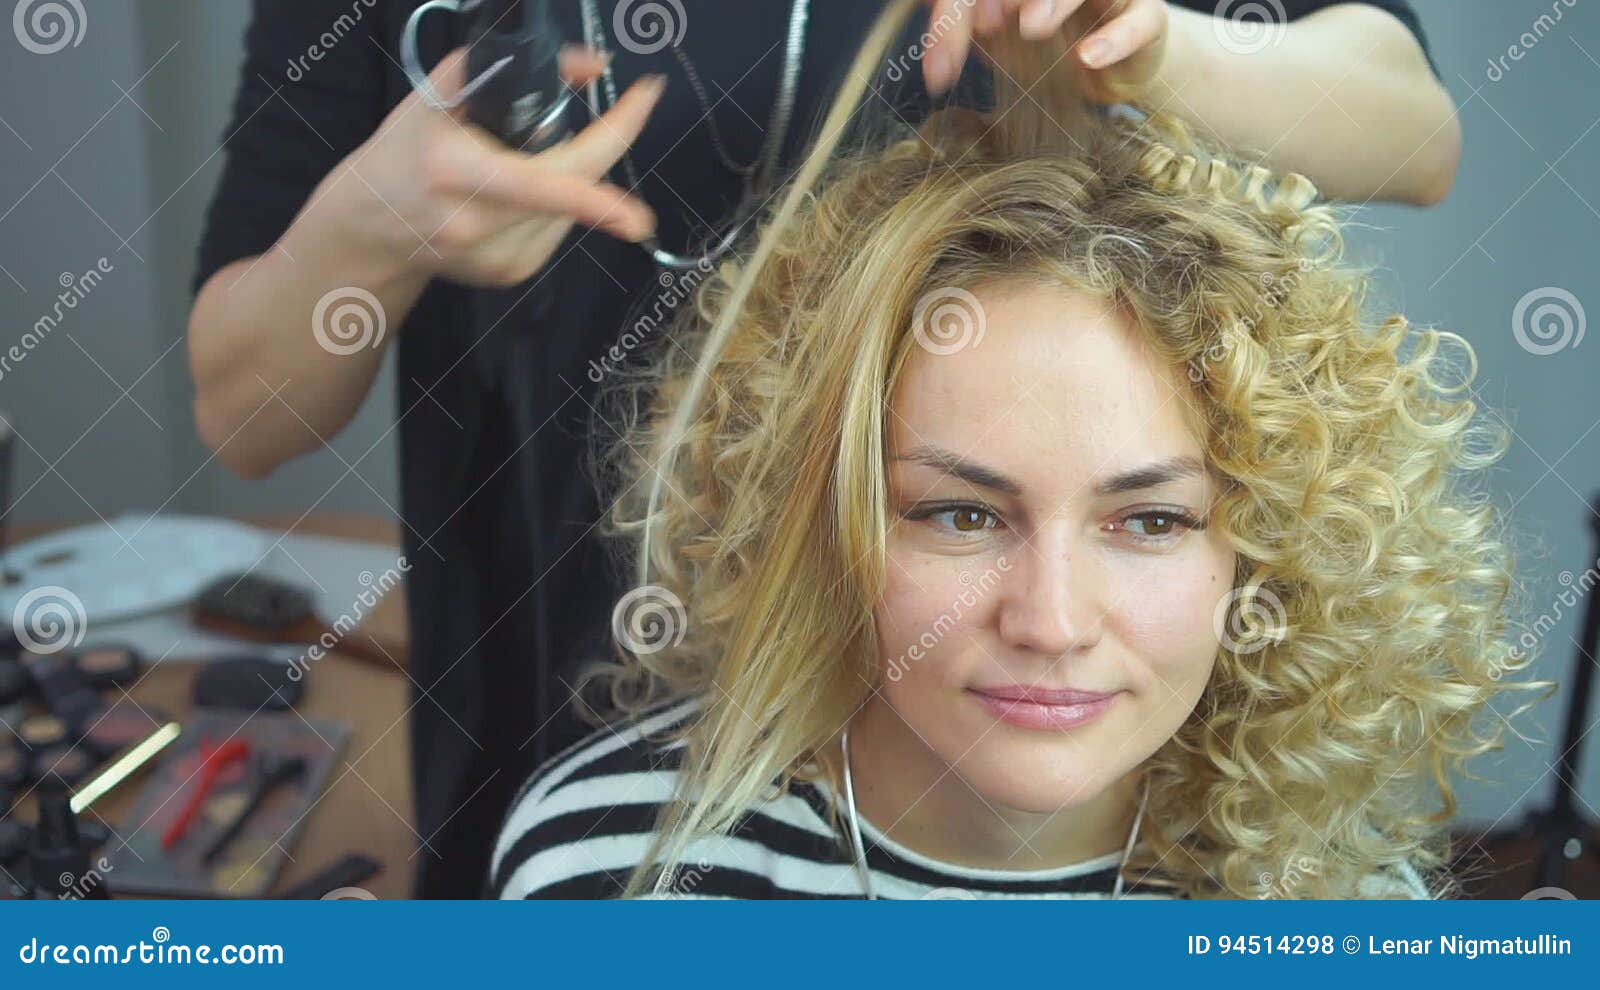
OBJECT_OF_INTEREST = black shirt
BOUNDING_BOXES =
[193,0,1434,898]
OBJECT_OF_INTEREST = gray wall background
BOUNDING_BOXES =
[0,1,1596,829]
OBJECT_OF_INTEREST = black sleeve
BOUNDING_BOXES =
[190,0,388,295]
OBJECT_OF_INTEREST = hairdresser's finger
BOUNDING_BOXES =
[477,169,656,241]
[1019,0,1088,40]
[924,0,974,95]
[414,46,472,119]
[538,73,666,177]
[557,43,611,88]
[973,0,1006,35]
[1076,0,1162,69]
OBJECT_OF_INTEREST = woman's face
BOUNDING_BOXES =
[873,279,1235,816]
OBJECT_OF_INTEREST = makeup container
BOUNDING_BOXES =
[16,713,68,751]
[28,776,108,899]
[31,745,94,787]
[81,701,169,760]
[0,790,18,898]
[19,651,102,727]
[0,703,27,746]
[0,815,27,869]
[0,743,26,790]
[72,645,141,690]
[0,656,30,706]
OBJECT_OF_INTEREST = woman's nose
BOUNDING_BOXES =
[995,539,1103,658]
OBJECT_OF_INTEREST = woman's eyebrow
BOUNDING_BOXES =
[1093,455,1208,496]
[894,446,1205,499]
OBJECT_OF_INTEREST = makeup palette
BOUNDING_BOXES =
[103,710,348,897]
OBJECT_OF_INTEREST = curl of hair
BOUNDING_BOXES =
[578,0,1556,899]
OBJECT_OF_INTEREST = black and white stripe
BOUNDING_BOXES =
[489,697,1428,900]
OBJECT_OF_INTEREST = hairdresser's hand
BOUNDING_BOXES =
[325,46,662,288]
[924,0,1168,104]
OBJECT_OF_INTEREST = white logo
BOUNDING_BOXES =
[13,0,86,55]
[912,287,986,356]
[1211,0,1287,56]
[1212,585,1286,655]
[612,0,686,55]
[612,584,688,655]
[312,287,387,355]
[1512,286,1584,355]
[12,585,86,654]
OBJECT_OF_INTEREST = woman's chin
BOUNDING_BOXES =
[948,745,1116,817]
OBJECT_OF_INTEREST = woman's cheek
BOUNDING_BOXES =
[875,552,978,689]
[1112,545,1232,689]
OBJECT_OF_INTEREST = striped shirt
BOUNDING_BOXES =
[490,697,1430,900]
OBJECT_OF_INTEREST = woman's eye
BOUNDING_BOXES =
[910,504,1001,535]
[1117,510,1200,541]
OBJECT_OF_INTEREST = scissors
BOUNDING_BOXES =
[401,0,575,153]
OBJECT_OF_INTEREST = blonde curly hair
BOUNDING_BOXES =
[580,0,1555,899]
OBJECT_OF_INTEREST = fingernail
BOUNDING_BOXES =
[1023,0,1054,35]
[1081,38,1111,67]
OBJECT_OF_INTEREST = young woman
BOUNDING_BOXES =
[490,2,1549,900]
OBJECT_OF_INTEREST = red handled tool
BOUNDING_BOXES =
[160,735,251,851]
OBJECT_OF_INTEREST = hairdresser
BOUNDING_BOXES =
[186,0,1455,898]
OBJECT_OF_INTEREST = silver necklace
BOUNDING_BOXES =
[579,0,808,270]
[840,722,1150,900]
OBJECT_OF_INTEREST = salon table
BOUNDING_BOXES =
[9,514,414,900]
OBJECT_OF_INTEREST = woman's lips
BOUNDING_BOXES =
[967,686,1121,730]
